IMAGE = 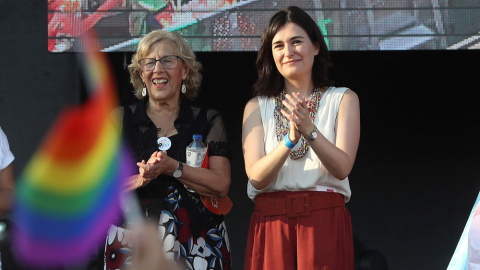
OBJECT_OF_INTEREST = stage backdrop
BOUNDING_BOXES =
[47,0,480,52]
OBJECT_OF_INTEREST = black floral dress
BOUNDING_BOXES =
[104,97,231,270]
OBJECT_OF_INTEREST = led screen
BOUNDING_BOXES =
[48,0,480,52]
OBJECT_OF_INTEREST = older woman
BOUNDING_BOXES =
[105,30,231,270]
[242,6,360,270]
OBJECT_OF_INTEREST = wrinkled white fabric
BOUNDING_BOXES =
[247,87,351,202]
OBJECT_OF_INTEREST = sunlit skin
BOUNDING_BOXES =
[242,22,360,190]
[272,22,320,143]
[272,22,319,91]
[0,163,14,216]
[141,40,188,106]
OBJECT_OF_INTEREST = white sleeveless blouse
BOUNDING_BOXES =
[247,87,352,202]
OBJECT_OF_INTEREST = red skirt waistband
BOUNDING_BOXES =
[255,191,345,218]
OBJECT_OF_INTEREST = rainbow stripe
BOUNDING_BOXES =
[12,34,130,267]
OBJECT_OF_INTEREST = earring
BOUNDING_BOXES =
[142,83,147,97]
[181,80,186,94]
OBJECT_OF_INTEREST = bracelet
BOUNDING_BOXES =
[283,132,297,149]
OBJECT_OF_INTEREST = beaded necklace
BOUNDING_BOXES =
[274,88,323,160]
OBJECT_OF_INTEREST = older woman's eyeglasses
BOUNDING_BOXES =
[138,55,182,71]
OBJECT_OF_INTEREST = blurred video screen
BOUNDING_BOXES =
[48,0,480,52]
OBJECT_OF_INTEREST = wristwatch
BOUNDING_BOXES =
[308,126,318,141]
[173,162,183,178]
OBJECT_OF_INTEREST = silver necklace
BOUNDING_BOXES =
[148,105,178,151]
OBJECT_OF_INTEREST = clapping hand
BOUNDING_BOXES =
[125,151,172,190]
[281,92,314,141]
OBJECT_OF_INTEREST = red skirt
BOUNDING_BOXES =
[244,191,354,270]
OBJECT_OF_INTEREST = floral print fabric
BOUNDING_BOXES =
[105,184,231,270]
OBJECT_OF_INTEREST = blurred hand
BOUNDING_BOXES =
[130,222,181,270]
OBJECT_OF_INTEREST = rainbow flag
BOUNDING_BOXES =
[12,33,131,267]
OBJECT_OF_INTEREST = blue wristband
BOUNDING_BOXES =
[283,133,297,149]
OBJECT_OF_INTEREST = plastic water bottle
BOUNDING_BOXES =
[186,134,207,168]
[184,134,207,193]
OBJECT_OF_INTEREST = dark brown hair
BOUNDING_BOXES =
[253,6,333,97]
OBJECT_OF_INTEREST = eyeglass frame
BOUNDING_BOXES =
[138,55,183,71]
